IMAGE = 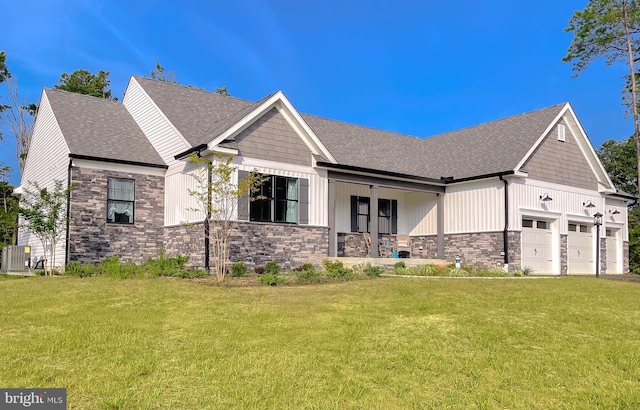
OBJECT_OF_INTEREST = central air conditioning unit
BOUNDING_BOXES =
[1,246,31,271]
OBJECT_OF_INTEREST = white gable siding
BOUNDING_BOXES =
[122,77,186,167]
[17,91,71,267]
[444,179,504,234]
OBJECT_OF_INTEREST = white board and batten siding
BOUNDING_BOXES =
[164,157,327,227]
[17,91,71,267]
[443,178,505,234]
[122,77,189,168]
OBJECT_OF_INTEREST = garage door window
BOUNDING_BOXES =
[523,219,534,228]
[537,220,549,230]
[569,224,577,232]
[606,229,613,237]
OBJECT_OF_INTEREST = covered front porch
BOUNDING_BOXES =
[327,256,449,269]
[325,169,447,259]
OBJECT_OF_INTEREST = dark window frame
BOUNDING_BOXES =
[351,195,397,234]
[250,175,299,224]
[107,177,135,225]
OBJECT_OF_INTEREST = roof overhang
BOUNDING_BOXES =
[174,144,239,161]
[316,161,445,187]
[69,153,168,169]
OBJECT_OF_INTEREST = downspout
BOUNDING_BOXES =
[499,175,509,270]
[198,152,212,271]
[65,158,72,266]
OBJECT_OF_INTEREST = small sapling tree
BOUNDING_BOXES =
[186,152,264,281]
[18,180,72,275]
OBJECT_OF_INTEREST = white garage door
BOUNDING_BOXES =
[522,218,553,274]
[568,223,593,275]
[606,229,619,274]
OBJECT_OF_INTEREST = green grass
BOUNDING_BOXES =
[1,276,639,409]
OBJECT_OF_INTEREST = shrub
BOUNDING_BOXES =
[230,262,247,277]
[363,263,384,277]
[294,263,315,272]
[295,265,322,283]
[522,266,534,276]
[415,264,447,276]
[258,273,286,286]
[65,261,96,278]
[144,254,190,278]
[322,259,354,279]
[394,261,406,272]
[264,261,281,275]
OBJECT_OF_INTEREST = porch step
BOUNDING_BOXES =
[328,257,449,269]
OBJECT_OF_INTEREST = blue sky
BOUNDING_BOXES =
[0,0,633,185]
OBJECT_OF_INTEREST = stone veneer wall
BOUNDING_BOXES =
[163,223,206,267]
[560,234,568,275]
[623,241,630,273]
[507,231,522,272]
[165,221,329,270]
[68,167,164,264]
[337,230,522,270]
[444,231,505,268]
[229,222,328,270]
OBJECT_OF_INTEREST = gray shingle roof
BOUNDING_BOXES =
[133,76,254,145]
[45,88,165,167]
[304,103,566,180]
[128,78,568,180]
[195,92,278,146]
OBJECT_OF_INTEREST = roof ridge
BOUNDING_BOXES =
[132,75,255,104]
[302,112,424,141]
[423,102,568,140]
[45,88,123,105]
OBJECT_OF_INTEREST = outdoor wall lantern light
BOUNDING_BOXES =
[583,200,596,208]
[609,208,621,215]
[594,212,602,278]
[539,193,553,201]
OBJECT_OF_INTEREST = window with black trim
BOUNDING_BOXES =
[107,177,134,224]
[250,175,298,223]
[351,196,397,234]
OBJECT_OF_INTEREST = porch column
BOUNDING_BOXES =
[370,184,379,258]
[328,178,337,257]
[437,193,445,259]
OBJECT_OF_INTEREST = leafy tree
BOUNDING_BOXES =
[54,69,117,100]
[597,137,640,272]
[150,61,178,84]
[19,180,73,275]
[0,51,8,83]
[598,137,638,193]
[0,166,18,253]
[564,0,640,193]
[186,153,264,281]
[215,85,229,96]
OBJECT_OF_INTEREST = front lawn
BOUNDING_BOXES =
[1,276,639,409]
